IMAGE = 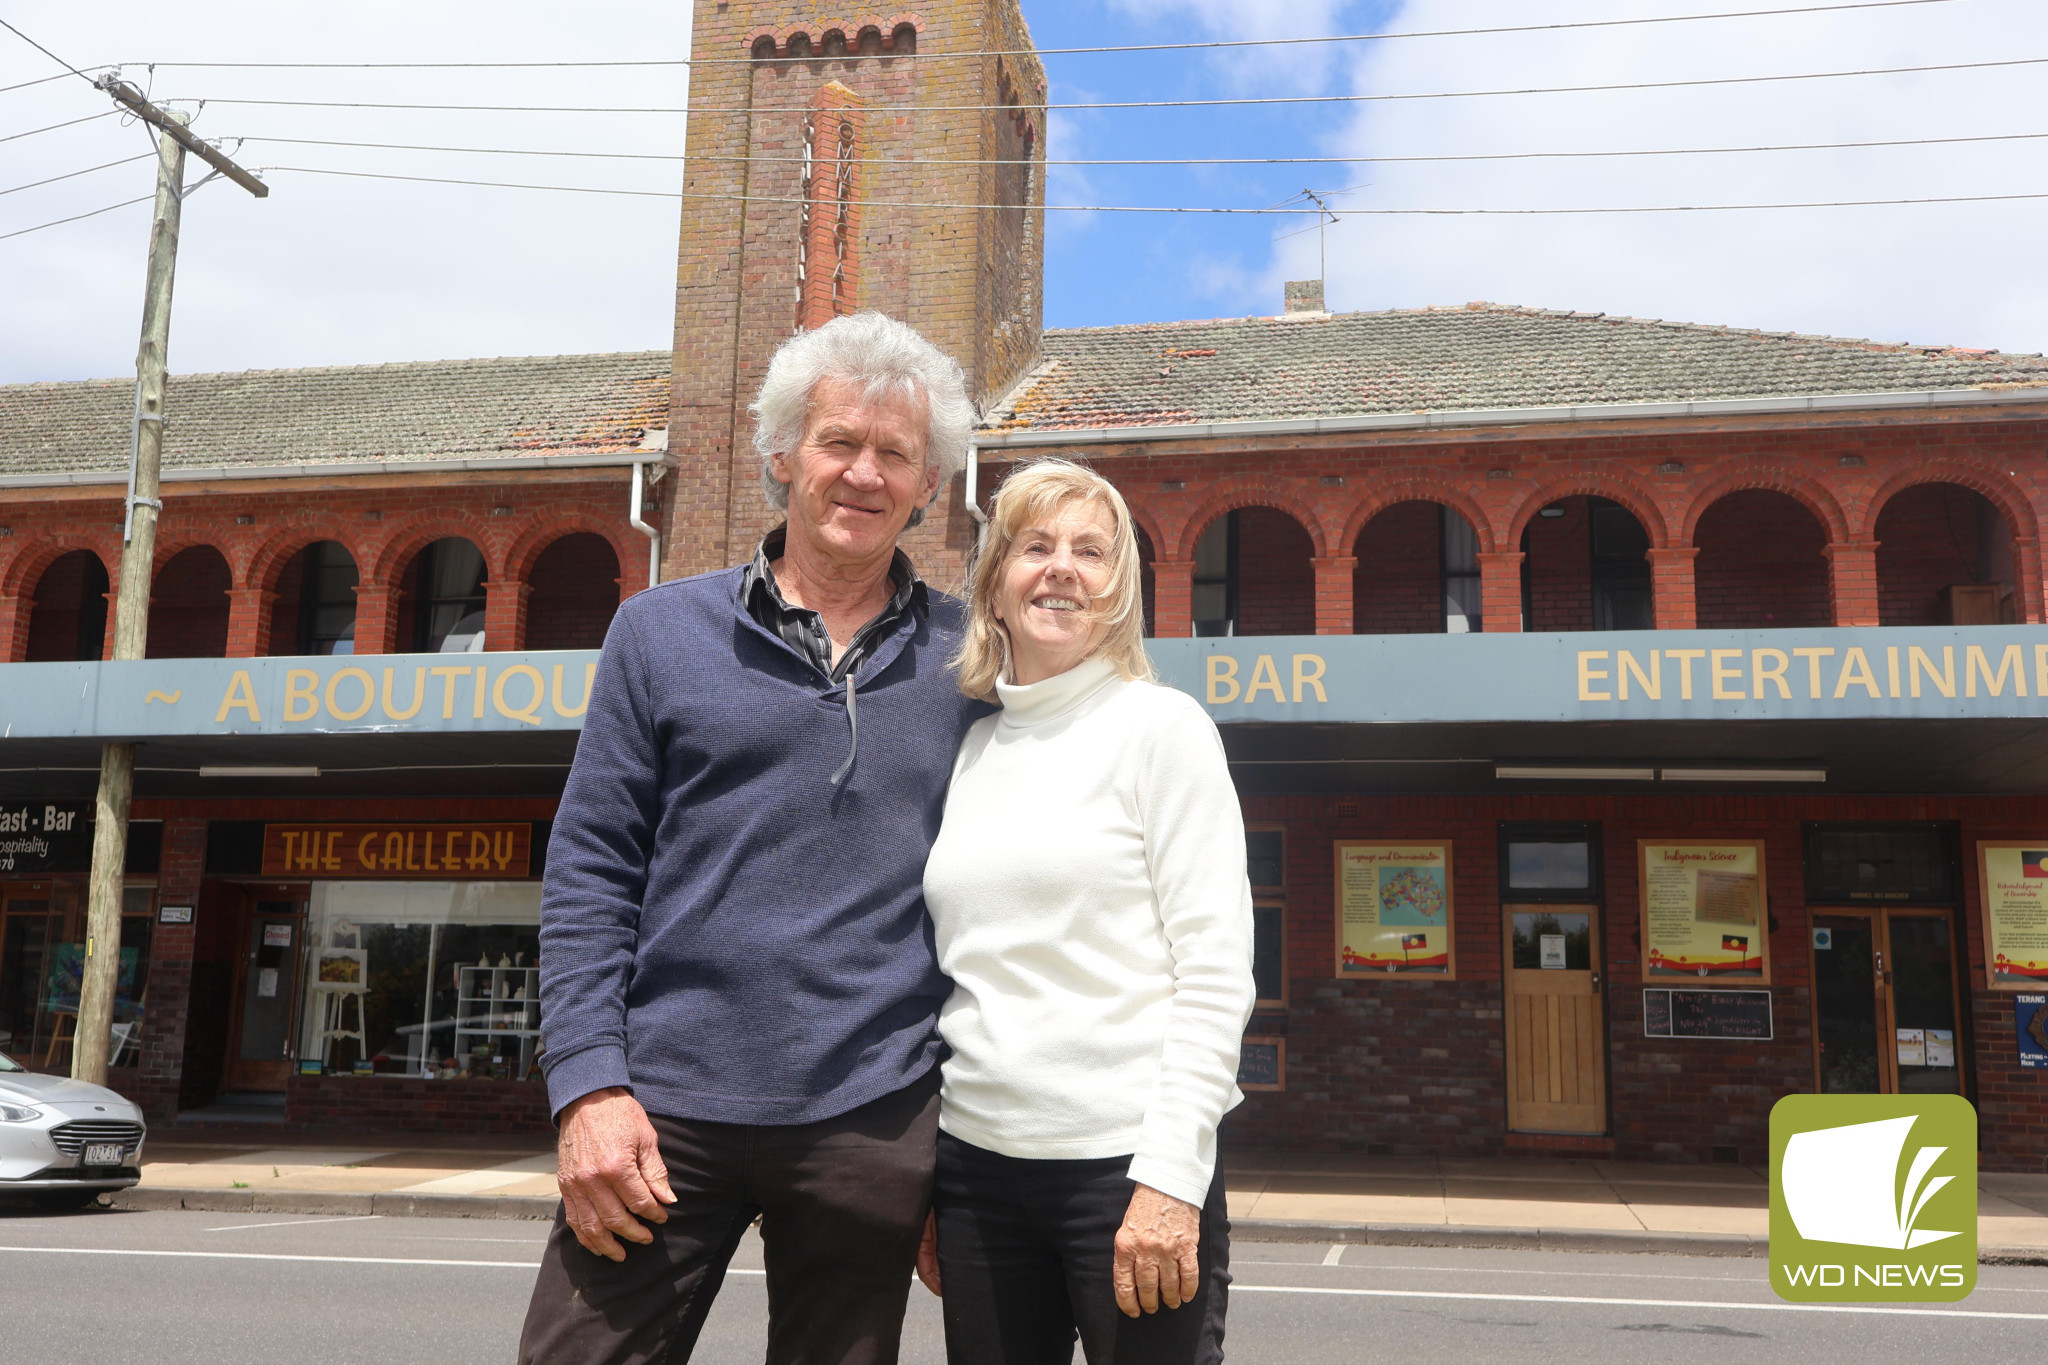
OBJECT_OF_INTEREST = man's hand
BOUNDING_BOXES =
[915,1208,942,1297]
[1112,1183,1201,1317]
[556,1087,675,1262]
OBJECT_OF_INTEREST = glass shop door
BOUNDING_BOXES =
[1810,909,1964,1094]
[222,896,306,1092]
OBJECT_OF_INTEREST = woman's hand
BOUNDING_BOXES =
[915,1208,942,1296]
[1112,1183,1201,1317]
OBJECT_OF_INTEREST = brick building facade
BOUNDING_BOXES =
[3,0,2047,1172]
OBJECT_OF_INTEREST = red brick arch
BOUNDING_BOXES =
[0,533,115,598]
[1861,460,2041,545]
[365,513,504,587]
[245,521,367,595]
[147,536,234,580]
[1678,465,1849,547]
[1107,484,1168,567]
[503,517,643,592]
[1341,479,1501,557]
[1507,475,1671,550]
[1173,479,1330,560]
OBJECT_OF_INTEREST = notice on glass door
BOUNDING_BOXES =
[1639,841,1769,983]
[1977,843,2048,989]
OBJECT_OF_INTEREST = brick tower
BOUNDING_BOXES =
[664,2,1047,591]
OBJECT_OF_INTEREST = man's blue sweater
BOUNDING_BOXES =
[537,565,989,1125]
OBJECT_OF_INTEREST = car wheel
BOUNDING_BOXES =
[33,1189,109,1211]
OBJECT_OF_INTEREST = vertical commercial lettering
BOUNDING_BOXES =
[1245,655,1286,703]
[1909,645,1955,699]
[284,669,321,722]
[1206,655,1240,704]
[1577,651,1611,702]
[1664,649,1706,701]
[1290,654,1327,703]
[1618,649,1659,700]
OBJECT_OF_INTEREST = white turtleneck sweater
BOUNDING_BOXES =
[922,654,1256,1207]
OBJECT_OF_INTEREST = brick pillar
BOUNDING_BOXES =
[1152,559,1193,638]
[2016,537,2043,624]
[225,587,276,658]
[134,818,207,1123]
[353,583,398,655]
[1823,539,1880,627]
[483,578,530,652]
[1646,545,1699,630]
[0,592,31,662]
[1311,556,1356,635]
[99,578,120,658]
[1477,551,1525,633]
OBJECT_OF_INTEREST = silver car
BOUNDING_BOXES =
[0,1050,146,1209]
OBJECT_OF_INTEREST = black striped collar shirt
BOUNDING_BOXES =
[740,525,925,684]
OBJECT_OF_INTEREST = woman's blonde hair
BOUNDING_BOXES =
[955,457,1155,702]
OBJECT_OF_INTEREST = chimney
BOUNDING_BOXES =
[1283,279,1325,314]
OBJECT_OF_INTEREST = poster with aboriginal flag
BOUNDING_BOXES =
[1978,844,2048,989]
[1335,842,1456,978]
[1639,840,1770,983]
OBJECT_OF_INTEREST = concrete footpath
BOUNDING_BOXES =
[106,1128,2048,1263]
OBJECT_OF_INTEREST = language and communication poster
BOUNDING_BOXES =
[1977,843,2048,989]
[1639,840,1770,983]
[1335,842,1455,978]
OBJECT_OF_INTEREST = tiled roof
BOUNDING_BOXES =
[0,351,670,480]
[981,304,2048,434]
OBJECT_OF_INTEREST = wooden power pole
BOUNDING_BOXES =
[72,82,266,1086]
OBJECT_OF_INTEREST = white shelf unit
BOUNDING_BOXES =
[453,965,542,1081]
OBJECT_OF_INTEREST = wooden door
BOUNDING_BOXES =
[220,894,306,1092]
[1504,903,1607,1134]
[1811,908,1963,1095]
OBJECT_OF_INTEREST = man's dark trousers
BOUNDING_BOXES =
[518,1071,939,1364]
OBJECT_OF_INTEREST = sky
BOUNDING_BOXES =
[1,0,2044,385]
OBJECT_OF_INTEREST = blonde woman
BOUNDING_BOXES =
[919,459,1255,1362]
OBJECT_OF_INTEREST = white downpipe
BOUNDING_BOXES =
[964,442,987,553]
[629,461,661,587]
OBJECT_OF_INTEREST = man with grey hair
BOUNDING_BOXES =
[520,312,989,1363]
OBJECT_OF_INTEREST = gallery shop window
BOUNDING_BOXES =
[297,881,542,1082]
[0,883,154,1069]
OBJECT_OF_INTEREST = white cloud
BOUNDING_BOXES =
[1106,0,1356,94]
[1297,0,2048,352]
[0,2,691,381]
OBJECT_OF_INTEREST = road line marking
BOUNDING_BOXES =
[204,1216,383,1233]
[1230,1283,2048,1320]
[1321,1244,1345,1266]
[0,1245,769,1274]
[1289,1259,1758,1283]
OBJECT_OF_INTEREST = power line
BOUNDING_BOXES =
[0,153,152,198]
[238,129,2048,168]
[0,16,100,84]
[0,192,154,242]
[124,0,1963,68]
[0,109,119,143]
[0,70,98,96]
[199,55,2048,116]
[260,165,2048,216]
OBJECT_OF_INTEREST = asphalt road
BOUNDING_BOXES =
[1,1207,2045,1363]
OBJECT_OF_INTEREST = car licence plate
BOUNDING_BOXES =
[82,1143,124,1167]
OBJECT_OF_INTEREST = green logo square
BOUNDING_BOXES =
[1769,1093,1977,1302]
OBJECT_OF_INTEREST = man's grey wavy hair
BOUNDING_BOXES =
[750,312,975,528]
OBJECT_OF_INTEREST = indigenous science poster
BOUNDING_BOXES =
[1978,843,2048,989]
[1335,842,1455,978]
[1638,841,1770,983]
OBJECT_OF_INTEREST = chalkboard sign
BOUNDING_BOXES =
[1642,988,1774,1040]
[1238,1036,1285,1091]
